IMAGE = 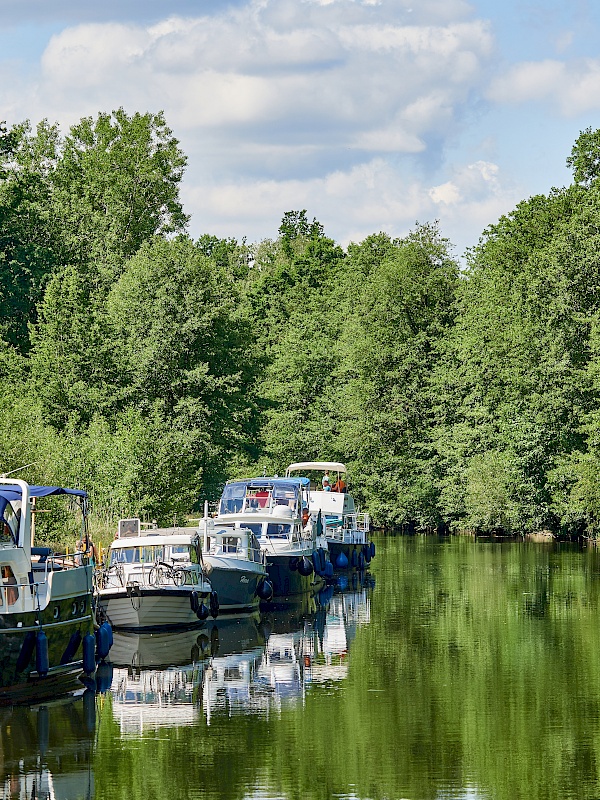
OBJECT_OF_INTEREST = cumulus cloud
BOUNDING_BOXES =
[488,57,600,116]
[33,0,493,155]
[0,0,512,256]
[182,155,521,258]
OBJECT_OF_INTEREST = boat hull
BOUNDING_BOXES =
[98,587,211,631]
[264,554,324,602]
[203,559,265,613]
[0,595,93,704]
[327,540,374,570]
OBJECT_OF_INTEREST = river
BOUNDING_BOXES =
[3,534,600,800]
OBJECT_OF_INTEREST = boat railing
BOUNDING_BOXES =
[324,513,370,542]
[0,577,43,613]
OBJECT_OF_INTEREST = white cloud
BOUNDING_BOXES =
[0,0,517,258]
[488,57,600,117]
[182,156,520,258]
[29,0,493,157]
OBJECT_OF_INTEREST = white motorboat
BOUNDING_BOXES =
[0,478,98,703]
[214,477,331,600]
[97,519,217,630]
[286,462,375,570]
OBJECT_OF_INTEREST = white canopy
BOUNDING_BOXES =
[286,462,347,475]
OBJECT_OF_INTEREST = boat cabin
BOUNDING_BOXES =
[199,522,264,564]
[218,478,308,518]
[110,526,201,567]
[0,480,91,612]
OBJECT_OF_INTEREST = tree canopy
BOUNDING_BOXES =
[3,110,600,539]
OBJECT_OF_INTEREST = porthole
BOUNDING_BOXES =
[71,602,77,615]
[79,600,86,614]
[53,606,60,620]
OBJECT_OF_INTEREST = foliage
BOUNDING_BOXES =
[6,113,600,535]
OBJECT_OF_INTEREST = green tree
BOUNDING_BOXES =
[0,120,63,352]
[51,108,188,274]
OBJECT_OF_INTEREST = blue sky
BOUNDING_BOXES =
[2,0,599,258]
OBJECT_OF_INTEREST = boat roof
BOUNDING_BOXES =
[286,462,347,474]
[111,530,198,547]
[226,476,310,488]
[0,484,87,502]
[215,511,298,524]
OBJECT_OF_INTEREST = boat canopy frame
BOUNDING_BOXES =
[286,462,346,475]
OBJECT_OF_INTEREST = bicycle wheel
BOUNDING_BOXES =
[149,566,163,586]
[173,568,186,586]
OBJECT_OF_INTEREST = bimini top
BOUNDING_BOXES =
[286,462,347,475]
[226,477,310,488]
[0,485,87,503]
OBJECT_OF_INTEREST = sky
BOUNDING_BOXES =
[2,0,600,258]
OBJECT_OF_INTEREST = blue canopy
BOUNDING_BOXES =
[0,485,87,504]
[229,477,310,489]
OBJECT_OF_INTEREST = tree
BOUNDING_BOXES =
[567,127,600,187]
[338,223,459,527]
[51,108,188,274]
[0,120,63,352]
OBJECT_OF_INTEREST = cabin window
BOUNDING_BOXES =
[111,545,163,564]
[267,523,291,538]
[244,523,263,538]
[222,536,241,554]
[0,500,19,546]
[272,483,298,511]
[1,565,18,606]
[246,489,269,510]
[170,545,191,562]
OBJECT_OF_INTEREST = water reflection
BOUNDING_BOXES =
[16,537,600,800]
[106,578,374,731]
[0,690,95,800]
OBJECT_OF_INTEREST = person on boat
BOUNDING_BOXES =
[323,479,332,492]
[76,533,99,566]
[322,471,330,488]
[332,478,347,493]
[302,508,313,537]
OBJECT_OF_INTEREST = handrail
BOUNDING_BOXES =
[0,578,41,613]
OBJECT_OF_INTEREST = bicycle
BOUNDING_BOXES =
[148,561,190,587]
[98,561,125,589]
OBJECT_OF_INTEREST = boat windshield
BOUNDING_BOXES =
[219,482,246,514]
[0,499,20,546]
[110,545,163,564]
[219,481,300,515]
[169,544,197,563]
[267,523,292,538]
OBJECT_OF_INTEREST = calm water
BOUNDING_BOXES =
[4,535,600,800]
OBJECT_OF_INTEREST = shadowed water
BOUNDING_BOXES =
[4,535,600,799]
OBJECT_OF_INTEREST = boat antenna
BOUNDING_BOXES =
[0,462,36,479]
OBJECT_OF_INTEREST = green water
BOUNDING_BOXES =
[5,535,600,800]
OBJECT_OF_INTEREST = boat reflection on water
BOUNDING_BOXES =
[204,573,374,718]
[0,690,96,800]
[107,574,375,731]
[109,614,265,733]
[304,574,373,685]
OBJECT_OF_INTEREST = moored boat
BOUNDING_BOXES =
[214,477,331,601]
[285,462,375,570]
[0,478,98,704]
[198,509,269,612]
[97,519,217,630]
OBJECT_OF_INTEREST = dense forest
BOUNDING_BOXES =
[2,109,600,539]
